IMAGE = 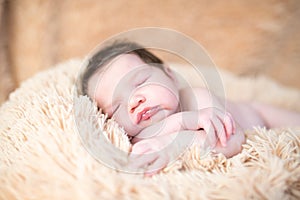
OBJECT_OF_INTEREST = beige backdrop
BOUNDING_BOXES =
[1,0,300,105]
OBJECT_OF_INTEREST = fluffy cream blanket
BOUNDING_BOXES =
[0,59,299,199]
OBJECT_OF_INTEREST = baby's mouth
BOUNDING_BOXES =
[136,106,160,124]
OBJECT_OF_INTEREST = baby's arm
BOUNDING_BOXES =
[251,103,300,128]
[132,109,233,147]
[130,120,244,175]
[129,130,205,176]
[129,108,241,175]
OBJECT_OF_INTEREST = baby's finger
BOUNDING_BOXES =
[144,154,169,177]
[230,113,236,134]
[128,153,159,172]
[203,121,217,148]
[214,117,227,147]
[224,112,235,138]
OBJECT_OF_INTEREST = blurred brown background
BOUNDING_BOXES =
[1,0,300,105]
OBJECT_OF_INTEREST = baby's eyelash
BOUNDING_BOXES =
[136,79,146,86]
[135,77,149,86]
[112,104,120,114]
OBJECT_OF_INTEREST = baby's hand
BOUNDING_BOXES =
[128,135,171,176]
[195,108,236,148]
[213,126,245,157]
[128,131,197,176]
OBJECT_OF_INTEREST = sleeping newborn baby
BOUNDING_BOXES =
[79,41,300,175]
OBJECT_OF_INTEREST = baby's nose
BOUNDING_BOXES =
[129,95,145,113]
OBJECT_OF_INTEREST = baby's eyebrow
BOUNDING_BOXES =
[130,66,152,80]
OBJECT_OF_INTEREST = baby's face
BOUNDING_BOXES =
[88,54,180,137]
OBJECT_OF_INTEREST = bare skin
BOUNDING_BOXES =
[87,53,300,175]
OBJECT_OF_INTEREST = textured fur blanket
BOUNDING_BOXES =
[0,59,299,199]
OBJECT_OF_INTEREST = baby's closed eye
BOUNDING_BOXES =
[132,68,152,87]
[134,75,150,87]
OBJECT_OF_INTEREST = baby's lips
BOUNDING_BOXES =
[135,106,160,124]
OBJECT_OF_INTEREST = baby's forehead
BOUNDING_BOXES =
[87,54,152,105]
[89,54,148,85]
[100,53,151,75]
[110,53,146,67]
[90,53,143,77]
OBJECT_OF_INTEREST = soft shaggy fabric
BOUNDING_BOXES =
[0,59,299,200]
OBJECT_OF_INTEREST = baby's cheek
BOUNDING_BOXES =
[114,111,140,137]
[158,88,179,109]
[140,83,178,109]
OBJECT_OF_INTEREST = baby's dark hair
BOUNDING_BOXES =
[80,41,164,96]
